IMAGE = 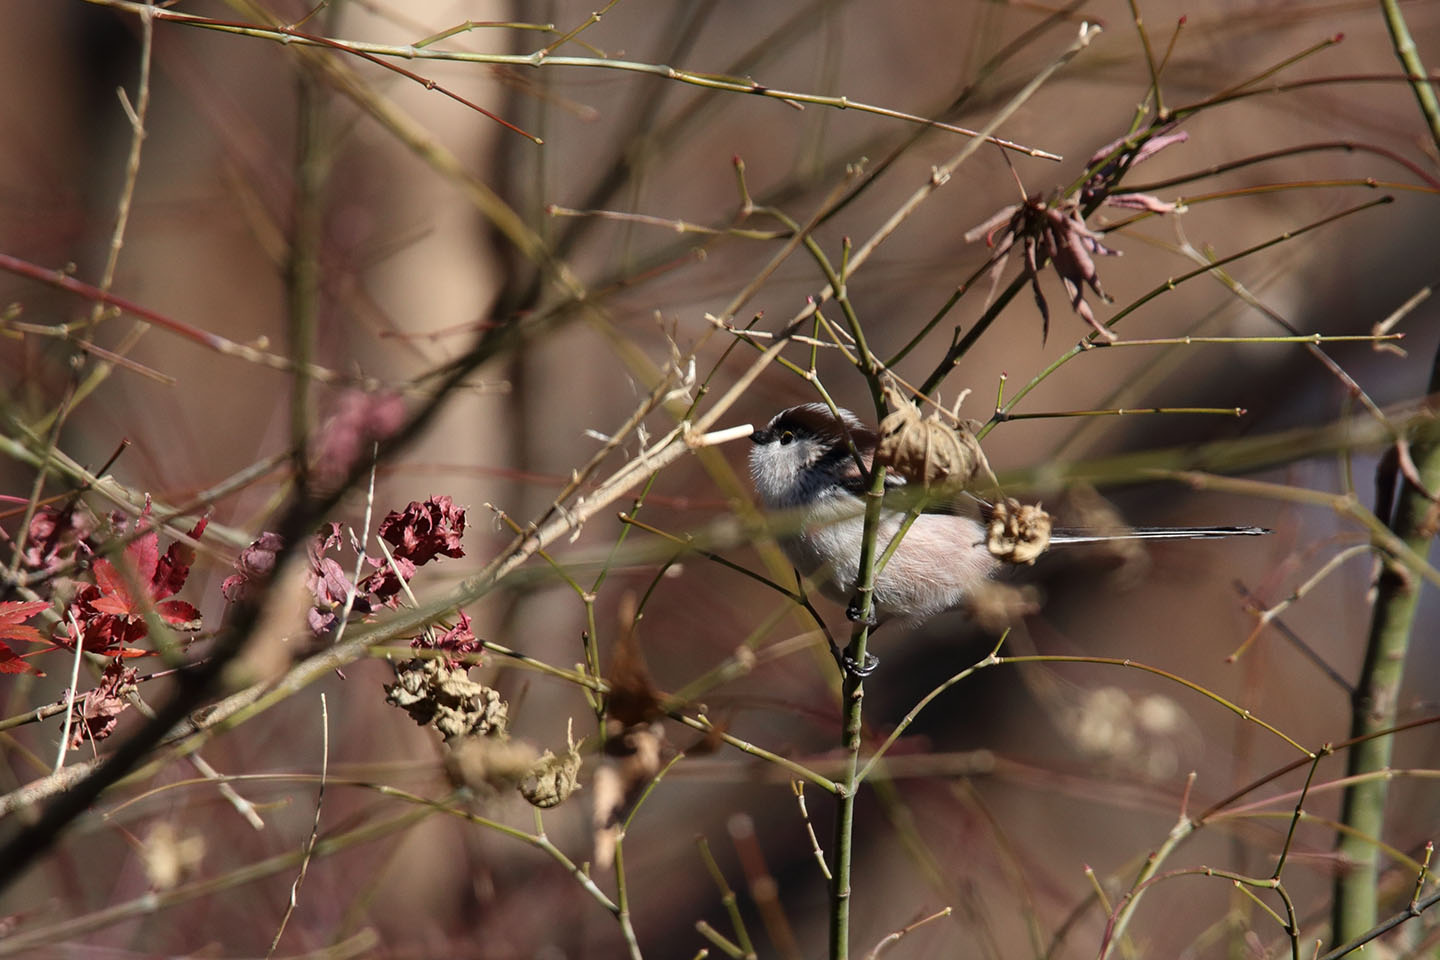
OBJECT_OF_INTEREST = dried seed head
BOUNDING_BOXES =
[986,498,1053,564]
[385,657,508,742]
[520,743,584,809]
[876,396,986,490]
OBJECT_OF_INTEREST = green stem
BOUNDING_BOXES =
[829,462,888,960]
[1378,0,1440,155]
[1331,344,1440,941]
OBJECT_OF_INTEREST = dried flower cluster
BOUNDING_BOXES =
[966,195,1120,343]
[64,659,139,750]
[362,495,467,603]
[875,395,987,490]
[986,498,1053,565]
[222,495,468,639]
[385,656,509,742]
[388,626,584,811]
[966,124,1188,342]
[519,740,584,808]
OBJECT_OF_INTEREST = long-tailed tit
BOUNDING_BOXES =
[749,403,1267,635]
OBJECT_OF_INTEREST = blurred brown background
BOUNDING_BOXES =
[3,0,1440,957]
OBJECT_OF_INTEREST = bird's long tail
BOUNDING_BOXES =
[1049,525,1271,545]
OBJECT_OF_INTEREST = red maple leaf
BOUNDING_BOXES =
[0,600,50,675]
[66,514,208,656]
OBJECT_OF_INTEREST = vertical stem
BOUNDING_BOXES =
[829,462,888,960]
[1332,345,1440,942]
[614,836,644,960]
[1378,0,1440,155]
[288,58,330,498]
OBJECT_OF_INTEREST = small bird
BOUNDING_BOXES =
[748,403,1267,666]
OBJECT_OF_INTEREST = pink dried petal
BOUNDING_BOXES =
[1106,192,1178,214]
[67,660,138,749]
[378,496,467,566]
[963,204,1020,245]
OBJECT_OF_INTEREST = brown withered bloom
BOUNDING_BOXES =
[385,657,508,743]
[520,738,583,809]
[875,393,987,490]
[967,124,1188,342]
[966,194,1119,343]
[986,498,1053,565]
[66,658,139,750]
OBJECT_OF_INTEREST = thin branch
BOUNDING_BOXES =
[267,694,330,958]
[83,0,1061,159]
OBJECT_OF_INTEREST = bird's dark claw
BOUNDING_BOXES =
[844,652,880,678]
[827,644,879,678]
[845,596,878,627]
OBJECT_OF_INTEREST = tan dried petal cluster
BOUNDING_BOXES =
[986,498,1053,565]
[385,657,509,742]
[521,741,584,809]
[875,398,986,490]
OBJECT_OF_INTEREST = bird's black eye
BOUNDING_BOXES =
[779,430,795,446]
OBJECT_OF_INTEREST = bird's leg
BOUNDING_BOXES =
[842,598,881,676]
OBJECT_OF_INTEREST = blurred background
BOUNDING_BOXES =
[3,0,1440,956]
